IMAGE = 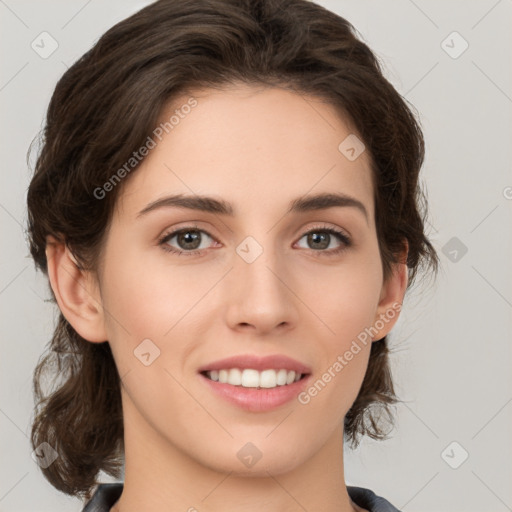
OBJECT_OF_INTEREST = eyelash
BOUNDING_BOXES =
[158,224,352,258]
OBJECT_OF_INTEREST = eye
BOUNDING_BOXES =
[158,226,216,256]
[295,225,351,256]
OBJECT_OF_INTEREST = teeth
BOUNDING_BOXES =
[228,368,242,385]
[242,369,260,387]
[260,369,277,388]
[205,368,303,388]
[276,369,288,386]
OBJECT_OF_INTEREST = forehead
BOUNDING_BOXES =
[114,83,374,223]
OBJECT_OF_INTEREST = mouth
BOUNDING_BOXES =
[197,354,312,412]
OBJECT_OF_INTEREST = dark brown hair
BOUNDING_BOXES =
[26,0,439,500]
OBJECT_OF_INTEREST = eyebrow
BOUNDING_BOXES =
[137,192,368,222]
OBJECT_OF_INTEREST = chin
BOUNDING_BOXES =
[192,435,311,477]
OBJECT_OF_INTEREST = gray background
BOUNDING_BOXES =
[1,1,511,511]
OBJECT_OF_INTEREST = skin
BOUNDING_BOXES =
[46,83,408,512]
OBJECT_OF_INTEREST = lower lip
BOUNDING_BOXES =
[199,373,311,412]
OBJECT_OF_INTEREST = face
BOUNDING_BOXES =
[93,83,403,476]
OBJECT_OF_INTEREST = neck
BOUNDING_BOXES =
[111,393,363,512]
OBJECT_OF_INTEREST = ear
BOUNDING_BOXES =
[371,241,409,341]
[45,235,107,343]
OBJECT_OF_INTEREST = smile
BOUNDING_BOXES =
[203,368,304,388]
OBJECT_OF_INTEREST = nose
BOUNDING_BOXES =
[223,240,300,336]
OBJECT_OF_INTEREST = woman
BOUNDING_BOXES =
[26,0,439,510]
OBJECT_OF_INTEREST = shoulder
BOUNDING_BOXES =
[82,483,123,512]
[347,485,402,512]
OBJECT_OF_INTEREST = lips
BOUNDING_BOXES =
[198,354,312,412]
[198,354,312,375]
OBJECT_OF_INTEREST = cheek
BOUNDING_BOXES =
[311,259,382,343]
[99,247,221,388]
[100,244,194,335]
[99,253,208,441]
[302,257,381,406]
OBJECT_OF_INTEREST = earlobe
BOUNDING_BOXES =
[45,235,107,343]
[372,244,409,341]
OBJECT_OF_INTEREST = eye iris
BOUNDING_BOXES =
[309,232,329,250]
[178,230,201,250]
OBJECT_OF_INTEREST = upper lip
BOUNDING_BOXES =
[198,354,312,374]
